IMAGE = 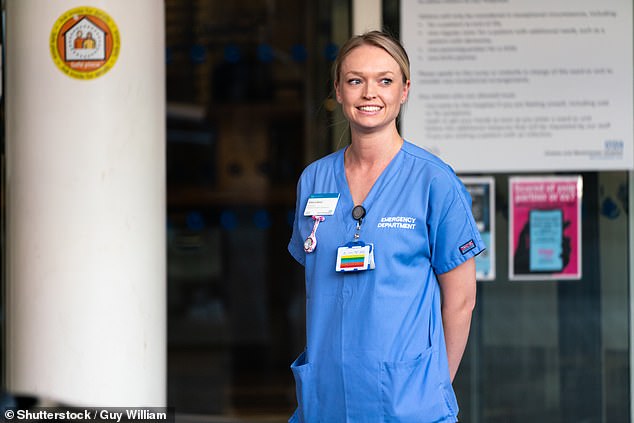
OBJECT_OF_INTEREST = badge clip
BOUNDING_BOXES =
[352,205,366,240]
[304,215,325,253]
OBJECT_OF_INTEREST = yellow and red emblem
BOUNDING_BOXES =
[50,7,120,80]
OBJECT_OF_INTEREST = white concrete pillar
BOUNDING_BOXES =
[5,0,166,406]
[352,0,382,35]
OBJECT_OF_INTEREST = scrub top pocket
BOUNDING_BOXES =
[290,351,320,423]
[380,347,456,423]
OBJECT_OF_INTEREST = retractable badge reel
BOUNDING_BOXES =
[335,205,375,272]
[352,205,366,239]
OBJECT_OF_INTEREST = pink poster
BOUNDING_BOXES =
[509,176,582,281]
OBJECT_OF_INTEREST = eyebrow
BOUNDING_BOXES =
[343,70,396,77]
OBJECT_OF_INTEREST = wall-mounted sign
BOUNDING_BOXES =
[509,176,582,280]
[401,0,633,172]
[50,7,120,80]
[461,176,496,281]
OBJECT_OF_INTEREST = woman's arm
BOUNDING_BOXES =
[438,257,477,382]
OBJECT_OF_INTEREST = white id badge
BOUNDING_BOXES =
[336,243,375,272]
[304,193,340,216]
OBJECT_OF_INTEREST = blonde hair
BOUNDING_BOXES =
[332,31,410,86]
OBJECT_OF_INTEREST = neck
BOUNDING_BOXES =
[346,128,403,166]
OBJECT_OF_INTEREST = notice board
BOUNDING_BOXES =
[401,0,633,172]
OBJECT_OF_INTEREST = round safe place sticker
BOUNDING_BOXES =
[50,7,120,80]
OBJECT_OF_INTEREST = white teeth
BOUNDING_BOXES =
[359,106,382,112]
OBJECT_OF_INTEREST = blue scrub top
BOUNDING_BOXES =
[288,141,485,423]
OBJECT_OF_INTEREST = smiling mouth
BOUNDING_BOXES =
[358,105,383,112]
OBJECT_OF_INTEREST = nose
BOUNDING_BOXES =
[362,81,376,99]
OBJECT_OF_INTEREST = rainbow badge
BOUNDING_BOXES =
[336,244,374,272]
[340,253,366,269]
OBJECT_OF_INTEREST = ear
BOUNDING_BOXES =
[401,79,411,104]
[334,80,343,103]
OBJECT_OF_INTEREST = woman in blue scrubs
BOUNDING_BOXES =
[288,31,485,423]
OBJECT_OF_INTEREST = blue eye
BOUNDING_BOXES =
[381,78,393,85]
[348,78,361,85]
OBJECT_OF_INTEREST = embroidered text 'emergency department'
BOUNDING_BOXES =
[377,216,417,230]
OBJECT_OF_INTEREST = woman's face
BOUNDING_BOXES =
[335,44,410,135]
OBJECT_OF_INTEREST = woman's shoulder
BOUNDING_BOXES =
[401,141,474,212]
[401,140,459,180]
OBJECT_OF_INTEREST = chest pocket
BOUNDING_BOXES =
[372,214,430,268]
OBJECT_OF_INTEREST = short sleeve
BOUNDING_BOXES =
[288,179,307,266]
[428,172,485,274]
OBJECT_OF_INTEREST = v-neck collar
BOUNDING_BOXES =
[334,143,405,226]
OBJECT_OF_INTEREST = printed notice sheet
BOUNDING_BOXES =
[401,0,633,172]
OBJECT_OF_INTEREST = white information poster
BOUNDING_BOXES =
[401,0,633,172]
